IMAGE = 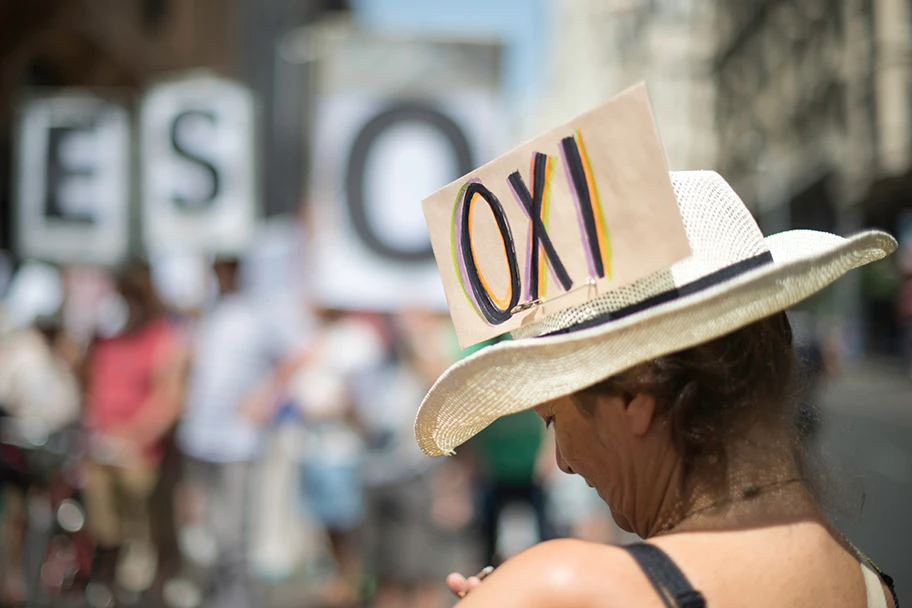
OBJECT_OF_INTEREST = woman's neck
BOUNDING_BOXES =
[648,423,826,537]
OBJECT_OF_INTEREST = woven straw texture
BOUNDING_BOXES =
[415,171,897,457]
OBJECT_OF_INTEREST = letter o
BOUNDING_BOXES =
[346,103,473,263]
[459,183,521,325]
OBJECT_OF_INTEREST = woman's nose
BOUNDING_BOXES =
[555,443,574,475]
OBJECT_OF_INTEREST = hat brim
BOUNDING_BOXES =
[414,229,897,457]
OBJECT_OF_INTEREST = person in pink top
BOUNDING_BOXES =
[82,260,185,596]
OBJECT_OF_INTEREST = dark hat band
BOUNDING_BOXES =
[542,250,775,338]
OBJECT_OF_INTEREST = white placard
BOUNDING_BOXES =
[141,74,258,255]
[15,92,130,265]
[308,35,502,311]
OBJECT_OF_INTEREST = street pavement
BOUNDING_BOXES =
[819,357,912,599]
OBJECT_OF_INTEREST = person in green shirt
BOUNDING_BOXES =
[461,337,552,566]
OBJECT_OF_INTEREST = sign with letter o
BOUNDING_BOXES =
[307,33,502,311]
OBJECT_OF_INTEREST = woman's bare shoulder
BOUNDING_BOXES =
[457,539,661,608]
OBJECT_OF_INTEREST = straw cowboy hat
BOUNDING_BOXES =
[414,170,897,457]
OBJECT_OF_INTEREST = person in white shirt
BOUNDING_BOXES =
[177,257,309,608]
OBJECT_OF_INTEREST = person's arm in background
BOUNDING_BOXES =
[237,302,318,424]
[78,336,101,431]
[393,310,458,386]
[236,346,313,424]
[118,322,189,448]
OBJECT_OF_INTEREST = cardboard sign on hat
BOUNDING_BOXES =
[422,83,691,349]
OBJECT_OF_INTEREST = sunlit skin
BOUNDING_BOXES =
[445,392,896,607]
[533,394,682,538]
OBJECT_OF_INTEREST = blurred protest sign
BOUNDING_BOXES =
[14,92,130,265]
[141,73,258,255]
[422,84,690,348]
[306,29,502,311]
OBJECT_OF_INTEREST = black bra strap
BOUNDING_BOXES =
[851,543,899,608]
[623,543,706,608]
[875,565,899,608]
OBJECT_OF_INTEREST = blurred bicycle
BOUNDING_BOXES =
[1,415,95,608]
[0,316,91,607]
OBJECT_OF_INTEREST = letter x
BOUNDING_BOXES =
[508,153,573,300]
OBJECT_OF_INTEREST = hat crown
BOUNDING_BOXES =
[668,171,768,284]
[512,171,768,339]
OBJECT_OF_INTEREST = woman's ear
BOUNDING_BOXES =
[625,393,657,437]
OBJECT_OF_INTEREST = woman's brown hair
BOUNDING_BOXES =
[576,311,799,490]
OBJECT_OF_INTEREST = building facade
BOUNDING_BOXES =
[713,0,911,353]
[540,0,718,170]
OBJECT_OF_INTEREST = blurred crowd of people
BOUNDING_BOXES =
[0,254,627,608]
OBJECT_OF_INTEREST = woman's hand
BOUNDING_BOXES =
[447,566,494,599]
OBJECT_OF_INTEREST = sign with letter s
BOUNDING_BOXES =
[140,73,257,255]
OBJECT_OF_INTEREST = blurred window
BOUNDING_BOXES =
[832,0,844,41]
[321,0,350,11]
[23,57,64,87]
[142,0,167,30]
[905,0,912,41]
[650,0,692,17]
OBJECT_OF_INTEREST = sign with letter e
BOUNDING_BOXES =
[423,83,692,348]
[15,92,130,265]
[141,73,258,255]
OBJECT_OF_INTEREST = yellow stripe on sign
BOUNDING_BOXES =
[576,128,612,278]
